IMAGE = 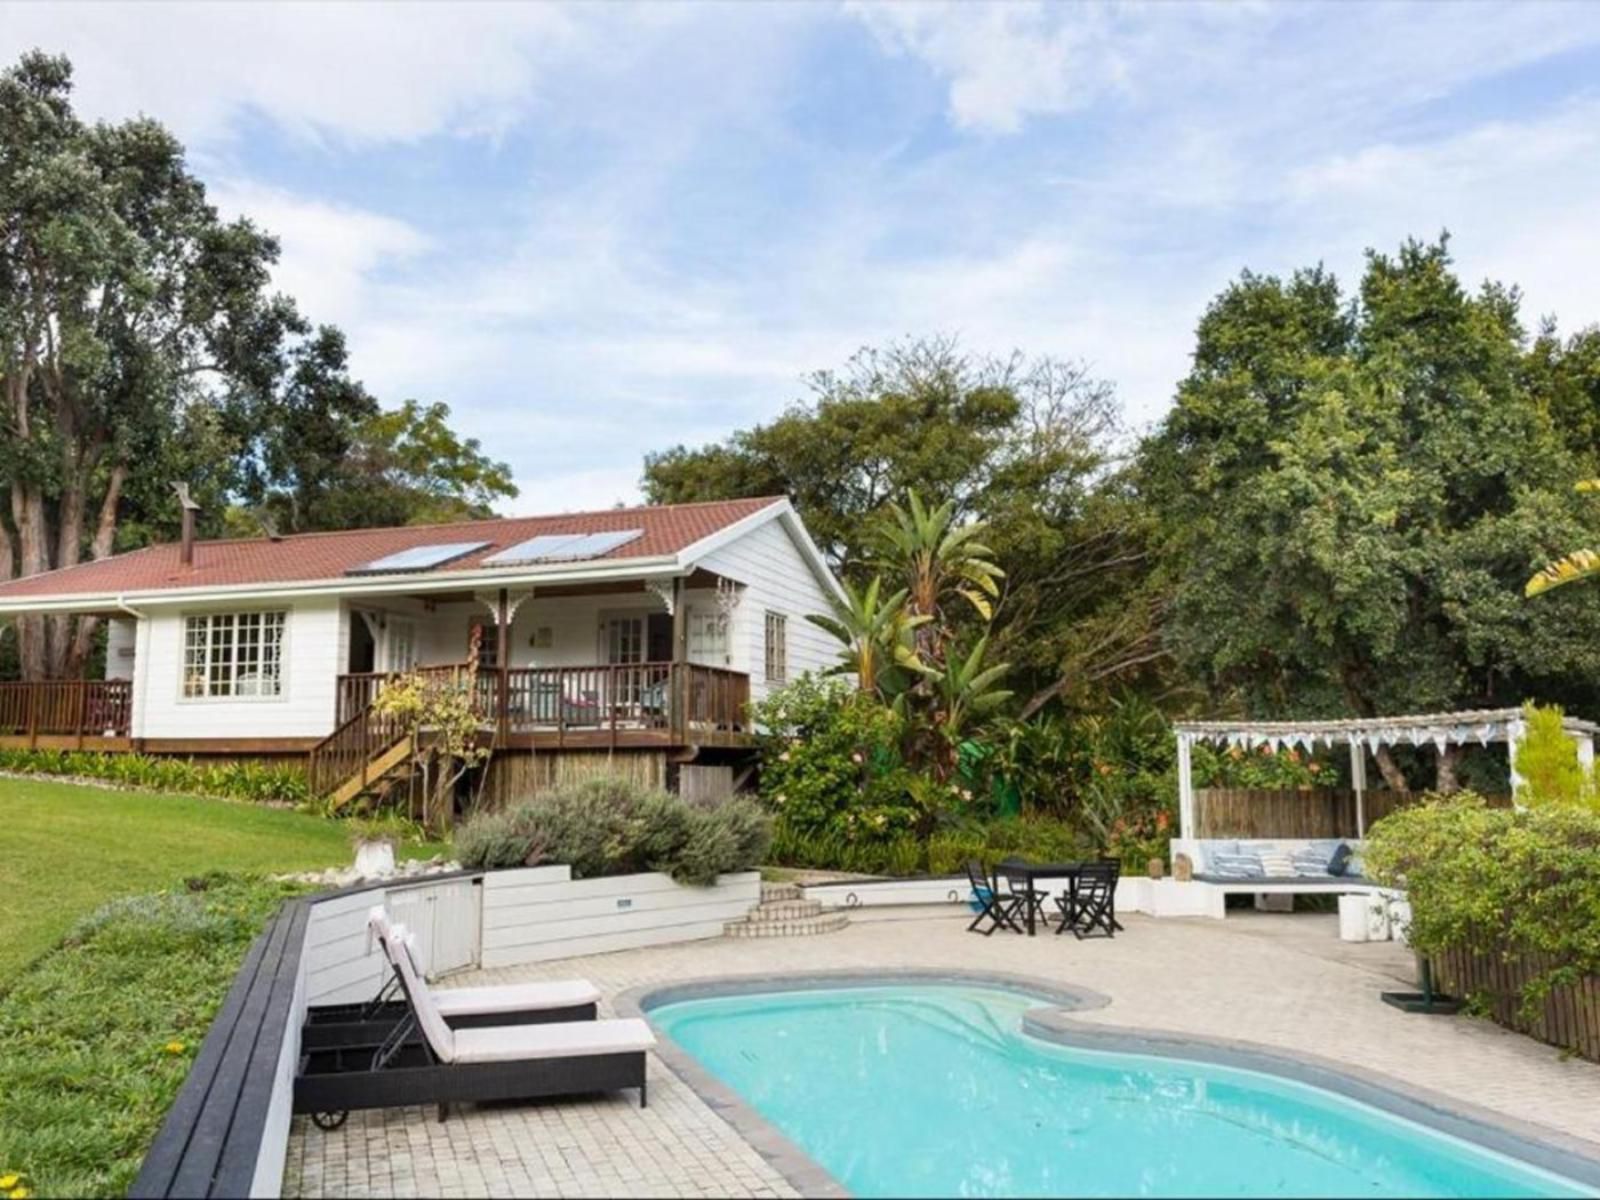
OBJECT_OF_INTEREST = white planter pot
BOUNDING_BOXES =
[1364,895,1391,941]
[354,840,396,877]
[1338,894,1370,942]
[1386,896,1412,946]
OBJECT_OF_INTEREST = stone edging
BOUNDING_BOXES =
[619,968,1600,1199]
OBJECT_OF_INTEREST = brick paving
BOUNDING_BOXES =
[284,907,1600,1197]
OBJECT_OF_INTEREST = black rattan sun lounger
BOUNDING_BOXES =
[302,909,600,1049]
[294,916,654,1127]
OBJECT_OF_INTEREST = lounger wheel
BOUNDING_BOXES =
[311,1110,349,1131]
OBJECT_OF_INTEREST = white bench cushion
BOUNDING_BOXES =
[452,1018,657,1065]
[433,980,601,1018]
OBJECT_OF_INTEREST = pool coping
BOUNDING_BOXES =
[617,967,1600,1199]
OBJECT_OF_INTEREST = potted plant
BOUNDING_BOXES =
[349,813,415,877]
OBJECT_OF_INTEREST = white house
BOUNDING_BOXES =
[0,496,843,799]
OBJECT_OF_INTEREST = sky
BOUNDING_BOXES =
[4,1,1600,514]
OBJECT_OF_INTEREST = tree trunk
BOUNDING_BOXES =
[1435,744,1462,794]
[11,480,51,681]
[1373,744,1409,792]
[62,462,128,677]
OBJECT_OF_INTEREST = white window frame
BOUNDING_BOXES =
[764,610,788,684]
[687,604,730,665]
[181,610,289,701]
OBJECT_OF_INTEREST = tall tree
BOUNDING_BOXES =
[233,330,516,534]
[0,51,292,678]
[1141,236,1600,779]
[642,337,1149,712]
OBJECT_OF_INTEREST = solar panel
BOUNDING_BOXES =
[483,528,643,566]
[346,541,490,575]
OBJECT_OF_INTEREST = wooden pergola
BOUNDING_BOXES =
[1173,707,1599,841]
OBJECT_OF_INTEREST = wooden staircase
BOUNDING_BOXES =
[309,702,415,807]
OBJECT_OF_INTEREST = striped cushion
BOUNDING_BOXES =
[1259,853,1296,878]
[1291,848,1333,876]
[1209,852,1264,879]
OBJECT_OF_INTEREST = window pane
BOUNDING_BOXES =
[183,611,287,698]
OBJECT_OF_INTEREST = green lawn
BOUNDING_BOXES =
[0,775,430,979]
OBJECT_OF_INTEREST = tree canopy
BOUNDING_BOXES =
[1138,237,1600,731]
[0,51,514,679]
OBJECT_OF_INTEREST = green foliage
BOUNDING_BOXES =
[992,694,1176,853]
[806,575,927,697]
[639,337,1147,715]
[0,747,311,804]
[875,490,1005,629]
[768,814,1095,877]
[372,668,492,832]
[1365,795,1600,1009]
[0,875,304,1197]
[1513,701,1596,811]
[1141,236,1600,720]
[452,777,771,887]
[752,675,915,838]
[1188,742,1328,789]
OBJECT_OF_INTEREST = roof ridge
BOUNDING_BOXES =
[144,495,788,551]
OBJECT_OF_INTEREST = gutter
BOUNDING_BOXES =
[0,555,687,616]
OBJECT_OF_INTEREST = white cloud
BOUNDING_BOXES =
[0,1,577,145]
[208,182,430,321]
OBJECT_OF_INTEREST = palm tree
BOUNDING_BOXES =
[806,575,928,697]
[875,491,1004,663]
[1527,480,1600,596]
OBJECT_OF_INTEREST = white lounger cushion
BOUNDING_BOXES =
[433,980,601,1018]
[452,1018,657,1065]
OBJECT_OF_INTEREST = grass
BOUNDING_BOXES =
[0,775,444,980]
[0,874,304,1198]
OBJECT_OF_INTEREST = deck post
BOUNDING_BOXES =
[1348,737,1367,838]
[497,588,510,748]
[1176,731,1195,840]
[671,578,686,741]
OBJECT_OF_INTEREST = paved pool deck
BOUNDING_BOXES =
[282,907,1600,1198]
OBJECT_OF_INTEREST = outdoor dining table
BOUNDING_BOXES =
[999,860,1086,935]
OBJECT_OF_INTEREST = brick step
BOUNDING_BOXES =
[724,911,850,939]
[742,899,824,922]
[760,882,802,903]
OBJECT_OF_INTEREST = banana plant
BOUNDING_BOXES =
[875,491,1005,657]
[1527,480,1600,597]
[912,633,1012,776]
[806,575,928,697]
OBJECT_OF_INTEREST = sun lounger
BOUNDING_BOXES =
[294,917,654,1126]
[303,910,600,1049]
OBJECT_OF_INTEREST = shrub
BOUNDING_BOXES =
[0,747,311,804]
[773,814,1093,878]
[1365,793,1600,1008]
[452,776,771,885]
[752,675,914,838]
[1514,701,1596,810]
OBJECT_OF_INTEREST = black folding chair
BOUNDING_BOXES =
[965,860,1022,935]
[1056,860,1121,939]
[998,858,1053,932]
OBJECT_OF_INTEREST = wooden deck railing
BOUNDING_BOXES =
[333,661,749,747]
[0,679,134,741]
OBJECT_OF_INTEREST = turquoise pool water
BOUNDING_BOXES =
[650,984,1593,1199]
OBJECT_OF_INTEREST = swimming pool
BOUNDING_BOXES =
[648,982,1594,1198]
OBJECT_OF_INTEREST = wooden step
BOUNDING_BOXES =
[724,911,849,939]
[329,735,414,809]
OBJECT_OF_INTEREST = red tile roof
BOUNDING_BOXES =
[0,497,783,602]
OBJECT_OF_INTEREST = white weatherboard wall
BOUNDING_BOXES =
[698,517,837,704]
[130,595,342,740]
[481,866,761,967]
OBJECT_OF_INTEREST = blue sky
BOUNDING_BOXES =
[5,1,1600,513]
